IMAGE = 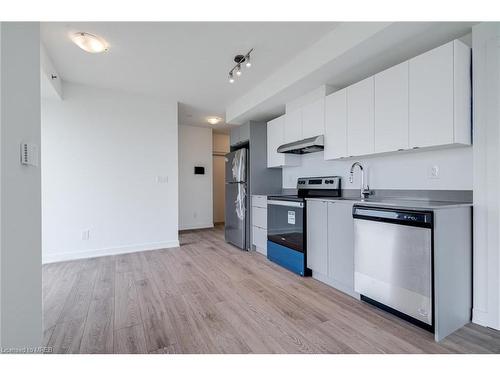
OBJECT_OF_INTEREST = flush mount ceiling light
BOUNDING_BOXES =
[71,32,109,53]
[228,48,253,83]
[207,117,223,125]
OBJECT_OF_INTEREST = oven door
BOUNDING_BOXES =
[267,200,304,252]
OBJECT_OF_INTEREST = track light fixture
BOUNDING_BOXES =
[245,54,251,68]
[228,48,253,83]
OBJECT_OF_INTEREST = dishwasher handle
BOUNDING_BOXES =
[353,205,433,228]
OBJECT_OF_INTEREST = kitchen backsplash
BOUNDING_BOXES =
[282,146,472,190]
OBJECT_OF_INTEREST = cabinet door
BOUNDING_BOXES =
[267,116,285,168]
[251,206,267,229]
[239,123,250,144]
[230,127,240,147]
[324,89,347,160]
[252,226,267,256]
[409,42,454,148]
[347,77,375,156]
[306,200,328,275]
[284,109,302,143]
[452,40,471,145]
[375,61,409,153]
[302,97,325,139]
[327,202,355,290]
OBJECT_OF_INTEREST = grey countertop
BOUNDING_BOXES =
[305,197,473,210]
[251,189,297,197]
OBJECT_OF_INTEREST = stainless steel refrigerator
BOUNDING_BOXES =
[225,148,248,250]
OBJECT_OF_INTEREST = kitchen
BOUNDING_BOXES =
[6,15,500,362]
[226,37,474,342]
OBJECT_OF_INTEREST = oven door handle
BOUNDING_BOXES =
[267,200,304,208]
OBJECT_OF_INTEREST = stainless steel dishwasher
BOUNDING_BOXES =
[353,205,434,331]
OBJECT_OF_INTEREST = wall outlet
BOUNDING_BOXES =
[82,230,90,241]
[428,165,440,179]
[156,176,169,184]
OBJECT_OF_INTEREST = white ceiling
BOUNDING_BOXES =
[41,22,339,133]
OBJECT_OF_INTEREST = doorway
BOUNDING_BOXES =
[212,133,230,225]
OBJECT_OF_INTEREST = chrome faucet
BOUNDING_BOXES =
[349,162,371,199]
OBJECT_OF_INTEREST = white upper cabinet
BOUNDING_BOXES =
[347,76,375,156]
[409,40,471,148]
[267,116,285,168]
[267,115,300,168]
[374,61,409,153]
[302,97,325,139]
[321,38,471,160]
[409,42,454,148]
[324,89,347,160]
[284,109,302,143]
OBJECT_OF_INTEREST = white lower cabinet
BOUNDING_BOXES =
[306,199,358,298]
[251,195,268,255]
[252,226,267,255]
[306,200,328,275]
[327,202,355,295]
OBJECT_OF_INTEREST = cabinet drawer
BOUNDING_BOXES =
[252,226,267,255]
[252,195,267,209]
[252,206,267,229]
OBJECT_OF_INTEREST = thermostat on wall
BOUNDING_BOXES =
[194,166,205,175]
[20,143,39,167]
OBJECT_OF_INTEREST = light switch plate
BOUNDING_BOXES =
[20,143,39,166]
[156,176,169,184]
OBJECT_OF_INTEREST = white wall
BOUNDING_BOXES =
[40,43,62,99]
[282,147,472,191]
[178,125,213,230]
[42,82,179,263]
[0,22,42,348]
[213,133,230,223]
[472,22,500,330]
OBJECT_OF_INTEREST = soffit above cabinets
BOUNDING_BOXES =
[226,22,475,125]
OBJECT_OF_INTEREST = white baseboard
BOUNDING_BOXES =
[42,240,180,264]
[179,222,214,231]
[472,308,498,329]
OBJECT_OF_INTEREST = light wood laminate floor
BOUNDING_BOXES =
[42,225,500,354]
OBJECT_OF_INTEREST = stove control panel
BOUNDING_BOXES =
[297,176,341,190]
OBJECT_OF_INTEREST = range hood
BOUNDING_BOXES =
[277,135,324,154]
